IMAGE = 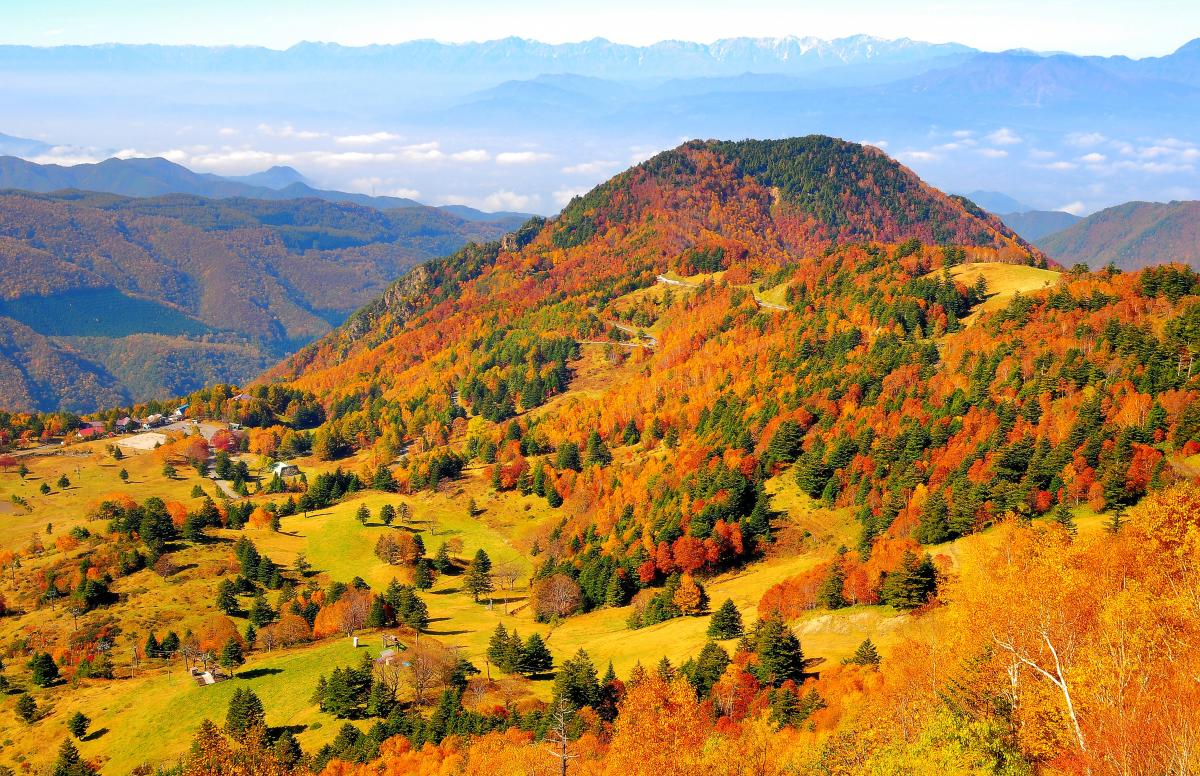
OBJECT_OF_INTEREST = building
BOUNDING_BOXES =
[271,462,300,477]
[115,417,134,431]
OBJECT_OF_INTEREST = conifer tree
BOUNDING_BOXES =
[67,710,91,739]
[219,637,245,676]
[464,549,494,602]
[844,637,881,668]
[28,651,59,687]
[707,598,745,639]
[15,693,36,723]
[225,687,265,734]
[520,633,553,676]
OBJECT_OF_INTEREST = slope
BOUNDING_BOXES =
[1037,199,1200,270]
[0,191,514,411]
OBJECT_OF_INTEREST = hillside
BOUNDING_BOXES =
[2,136,1199,776]
[999,208,1081,241]
[0,191,514,411]
[1037,199,1200,270]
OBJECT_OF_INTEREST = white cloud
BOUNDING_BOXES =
[483,190,540,211]
[1044,161,1077,171]
[450,149,490,162]
[857,139,889,150]
[218,127,238,137]
[553,187,589,207]
[978,148,1008,158]
[897,150,938,163]
[1058,201,1087,215]
[986,127,1022,146]
[257,123,325,140]
[1080,152,1107,163]
[1028,148,1057,160]
[1066,132,1106,147]
[335,131,402,146]
[348,176,419,199]
[952,130,974,139]
[562,160,619,175]
[495,151,551,164]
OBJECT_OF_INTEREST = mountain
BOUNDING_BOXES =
[223,165,309,189]
[1037,200,1200,270]
[273,135,1042,387]
[0,131,50,156]
[963,190,1032,214]
[0,155,528,222]
[0,191,515,411]
[1000,209,1082,241]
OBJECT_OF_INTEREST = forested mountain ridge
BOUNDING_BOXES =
[0,191,514,411]
[1037,199,1200,271]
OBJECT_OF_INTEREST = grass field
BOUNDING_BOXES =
[944,262,1063,324]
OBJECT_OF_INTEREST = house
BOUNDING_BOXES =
[172,402,189,418]
[77,426,102,439]
[115,416,134,431]
[271,462,300,477]
[232,392,253,402]
[144,414,165,428]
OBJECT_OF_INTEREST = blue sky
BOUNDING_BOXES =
[3,0,1195,56]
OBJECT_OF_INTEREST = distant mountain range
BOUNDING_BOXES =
[4,36,1198,214]
[1036,201,1200,271]
[1000,210,1082,242]
[0,190,521,412]
[0,154,520,222]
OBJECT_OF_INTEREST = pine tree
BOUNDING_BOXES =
[15,693,36,723]
[225,687,266,734]
[413,558,434,590]
[584,431,612,467]
[815,555,848,609]
[1052,502,1078,536]
[249,595,275,627]
[51,737,96,776]
[844,637,881,668]
[28,651,59,687]
[751,618,805,687]
[219,637,245,676]
[464,549,494,602]
[144,632,161,660]
[520,633,553,676]
[433,542,453,573]
[379,504,396,526]
[66,710,90,739]
[215,579,238,615]
[274,729,303,768]
[161,631,180,653]
[555,441,582,472]
[707,598,745,639]
[1104,506,1127,534]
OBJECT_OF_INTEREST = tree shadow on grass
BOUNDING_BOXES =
[424,628,469,636]
[239,667,284,680]
[84,728,109,741]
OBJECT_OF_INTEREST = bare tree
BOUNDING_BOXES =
[533,574,582,621]
[406,641,447,706]
[543,698,577,776]
[340,591,372,636]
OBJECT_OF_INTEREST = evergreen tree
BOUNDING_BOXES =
[555,441,582,472]
[66,710,90,739]
[413,558,434,590]
[15,693,37,723]
[28,651,59,687]
[355,504,370,525]
[520,633,553,677]
[707,598,745,639]
[584,431,612,467]
[751,618,805,687]
[684,641,730,697]
[464,549,494,602]
[144,632,161,660]
[219,637,245,676]
[879,551,938,610]
[161,631,181,654]
[248,595,275,627]
[844,637,881,668]
[552,648,600,709]
[274,729,303,768]
[225,687,266,734]
[50,738,96,776]
[379,504,396,526]
[487,624,519,673]
[1052,502,1078,536]
[1104,506,1127,535]
[433,542,453,573]
[215,579,238,615]
[815,555,848,609]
